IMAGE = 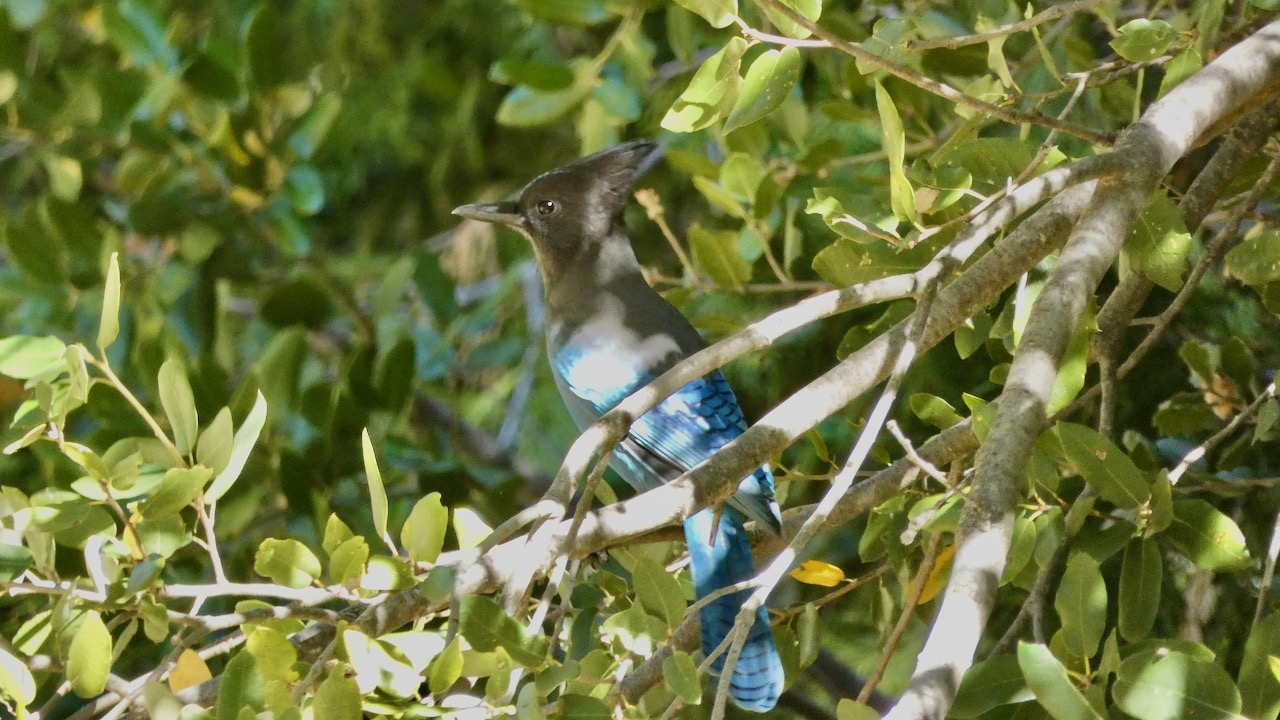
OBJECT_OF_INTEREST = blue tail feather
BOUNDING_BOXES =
[684,508,784,712]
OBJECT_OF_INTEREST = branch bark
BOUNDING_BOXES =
[884,19,1280,720]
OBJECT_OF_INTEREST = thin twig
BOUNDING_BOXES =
[757,0,1115,146]
[635,188,698,280]
[906,0,1108,51]
[859,532,945,704]
[1168,382,1278,484]
[90,354,185,466]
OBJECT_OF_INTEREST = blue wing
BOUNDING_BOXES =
[550,346,780,530]
[550,342,785,711]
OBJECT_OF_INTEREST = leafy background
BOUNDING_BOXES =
[1,0,1279,718]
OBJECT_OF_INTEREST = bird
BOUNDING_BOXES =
[453,139,785,712]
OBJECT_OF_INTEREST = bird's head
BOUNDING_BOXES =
[453,140,659,261]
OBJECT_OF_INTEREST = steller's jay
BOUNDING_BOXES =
[453,140,784,712]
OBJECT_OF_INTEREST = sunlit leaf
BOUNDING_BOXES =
[401,492,448,564]
[68,610,112,698]
[158,359,198,457]
[671,0,736,28]
[1110,19,1177,62]
[1118,540,1161,641]
[1018,642,1105,720]
[723,47,801,133]
[1165,499,1251,572]
[206,391,267,504]
[254,537,321,588]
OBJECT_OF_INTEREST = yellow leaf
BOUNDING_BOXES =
[918,544,956,604]
[790,560,845,587]
[168,648,212,692]
[1268,655,1280,683]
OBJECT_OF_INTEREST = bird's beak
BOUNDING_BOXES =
[452,200,523,229]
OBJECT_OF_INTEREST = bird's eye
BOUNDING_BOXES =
[535,200,559,216]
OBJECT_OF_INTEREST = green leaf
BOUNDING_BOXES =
[1017,642,1105,720]
[284,165,325,217]
[1225,230,1280,287]
[98,252,121,350]
[0,543,33,583]
[910,393,962,430]
[1048,306,1094,415]
[512,0,609,25]
[261,272,335,329]
[1118,540,1162,641]
[67,610,112,698]
[1110,19,1177,62]
[0,645,36,708]
[691,175,747,218]
[254,538,322,588]
[245,626,297,684]
[362,428,390,545]
[560,694,611,719]
[497,60,595,128]
[875,79,917,223]
[323,514,356,556]
[671,0,737,28]
[1239,613,1280,719]
[662,37,747,132]
[689,224,751,289]
[244,5,284,87]
[428,636,463,695]
[158,359,199,457]
[1164,499,1251,572]
[328,536,369,587]
[374,333,416,410]
[217,649,265,720]
[288,94,342,160]
[103,0,173,68]
[952,654,1033,718]
[342,629,421,696]
[1054,553,1107,658]
[1114,650,1244,720]
[0,335,66,379]
[313,668,361,720]
[400,492,448,564]
[42,155,81,202]
[1051,422,1150,508]
[806,186,899,245]
[1124,192,1191,291]
[723,46,801,133]
[836,699,882,720]
[757,0,821,39]
[197,408,234,476]
[720,152,766,203]
[125,553,165,596]
[490,57,575,90]
[5,204,67,285]
[206,390,267,504]
[663,651,701,704]
[139,467,212,519]
[935,137,1051,191]
[601,605,667,655]
[255,327,307,411]
[458,595,548,667]
[632,557,687,632]
[1159,49,1203,96]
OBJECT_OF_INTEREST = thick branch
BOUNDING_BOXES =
[885,19,1280,720]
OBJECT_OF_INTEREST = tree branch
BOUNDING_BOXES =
[885,19,1280,720]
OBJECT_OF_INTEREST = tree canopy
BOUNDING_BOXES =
[1,1,1280,719]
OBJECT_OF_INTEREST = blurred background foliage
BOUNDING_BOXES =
[2,0,1280,717]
